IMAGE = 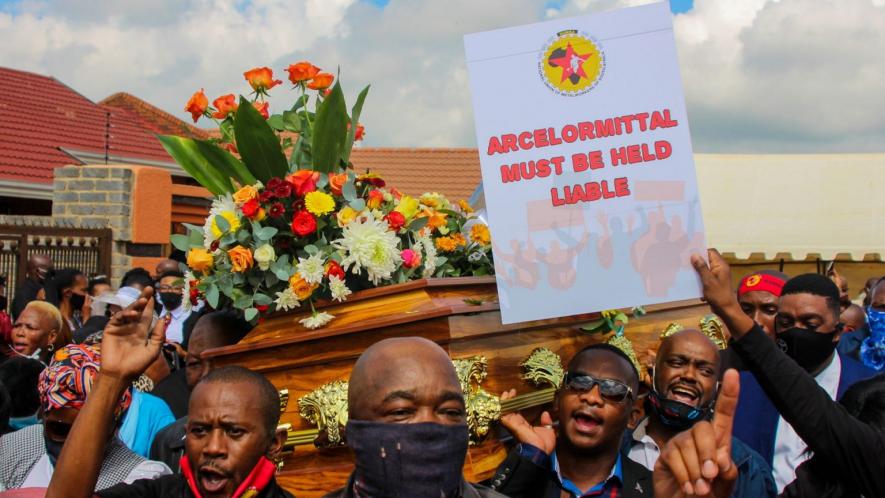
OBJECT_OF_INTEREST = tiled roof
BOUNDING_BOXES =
[100,92,210,140]
[350,148,481,201]
[0,67,178,184]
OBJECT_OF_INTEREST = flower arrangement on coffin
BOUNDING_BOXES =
[162,63,494,329]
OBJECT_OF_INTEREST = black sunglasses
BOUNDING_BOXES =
[563,371,633,403]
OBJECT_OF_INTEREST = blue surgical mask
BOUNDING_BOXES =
[8,412,40,431]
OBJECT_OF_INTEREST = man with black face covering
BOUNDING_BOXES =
[731,273,875,492]
[324,337,506,498]
[156,270,195,346]
[624,329,774,496]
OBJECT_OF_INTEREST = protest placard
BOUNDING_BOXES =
[464,1,705,324]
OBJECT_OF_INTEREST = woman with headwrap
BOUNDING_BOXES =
[0,344,169,490]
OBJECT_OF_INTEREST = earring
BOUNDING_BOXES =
[47,344,54,352]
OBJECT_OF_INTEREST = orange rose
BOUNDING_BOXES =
[286,170,320,196]
[232,184,259,205]
[286,61,321,84]
[187,247,214,273]
[307,73,334,90]
[184,89,208,123]
[243,67,282,93]
[354,123,365,141]
[227,245,254,273]
[328,173,347,196]
[366,190,385,210]
[289,273,317,300]
[253,101,270,120]
[420,209,448,230]
[212,94,238,119]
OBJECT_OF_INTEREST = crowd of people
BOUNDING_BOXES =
[0,249,883,497]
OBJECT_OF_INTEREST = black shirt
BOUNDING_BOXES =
[11,279,42,320]
[732,324,885,498]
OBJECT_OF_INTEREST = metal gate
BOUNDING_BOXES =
[0,225,112,311]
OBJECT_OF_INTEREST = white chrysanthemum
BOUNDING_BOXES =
[329,275,352,302]
[300,311,334,330]
[418,234,438,278]
[333,218,402,284]
[274,288,300,311]
[202,195,241,248]
[296,254,325,285]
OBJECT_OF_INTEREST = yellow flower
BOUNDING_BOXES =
[419,192,448,210]
[336,206,359,227]
[458,199,474,213]
[227,245,254,273]
[420,209,448,231]
[210,211,240,239]
[394,195,419,220]
[187,247,214,273]
[305,191,335,216]
[289,273,318,300]
[470,224,491,246]
[232,184,259,205]
[434,235,465,253]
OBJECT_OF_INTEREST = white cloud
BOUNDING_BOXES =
[0,0,883,152]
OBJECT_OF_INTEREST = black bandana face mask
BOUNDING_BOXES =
[346,420,469,498]
[776,327,839,372]
[159,292,183,311]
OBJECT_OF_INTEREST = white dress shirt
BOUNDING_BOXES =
[772,353,841,493]
[627,417,661,471]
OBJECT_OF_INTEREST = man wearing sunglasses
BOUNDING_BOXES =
[490,343,652,497]
[623,329,774,497]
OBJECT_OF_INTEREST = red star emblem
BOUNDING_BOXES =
[549,42,592,83]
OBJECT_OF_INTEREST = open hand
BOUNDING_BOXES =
[690,249,738,317]
[499,389,556,455]
[100,287,166,381]
[653,369,740,497]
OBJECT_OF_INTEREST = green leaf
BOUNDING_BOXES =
[349,198,366,211]
[311,83,348,173]
[158,135,234,195]
[342,85,370,163]
[195,139,257,187]
[244,307,259,322]
[214,214,230,234]
[281,110,303,132]
[206,284,220,308]
[342,179,357,202]
[187,229,203,247]
[254,293,273,306]
[290,94,309,112]
[304,244,319,255]
[234,294,254,308]
[266,114,286,131]
[234,96,289,182]
[170,234,190,252]
[408,217,429,231]
[256,226,278,240]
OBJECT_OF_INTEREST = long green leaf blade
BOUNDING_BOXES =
[311,83,348,173]
[234,96,289,182]
[342,84,370,163]
[193,139,257,187]
[158,135,233,195]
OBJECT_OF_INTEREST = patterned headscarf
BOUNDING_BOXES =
[37,344,132,416]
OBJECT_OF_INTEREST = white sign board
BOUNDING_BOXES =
[464,2,705,324]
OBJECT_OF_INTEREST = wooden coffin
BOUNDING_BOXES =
[204,276,714,497]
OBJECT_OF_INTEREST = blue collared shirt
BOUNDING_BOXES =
[516,443,623,498]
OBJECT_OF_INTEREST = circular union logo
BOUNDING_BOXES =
[538,30,605,96]
[746,275,762,287]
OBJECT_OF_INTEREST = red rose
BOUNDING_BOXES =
[212,94,238,119]
[274,181,293,198]
[259,189,275,203]
[384,211,406,231]
[242,198,261,219]
[291,210,317,236]
[325,260,345,280]
[253,101,270,119]
[269,202,285,217]
[210,240,220,251]
[255,304,269,313]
